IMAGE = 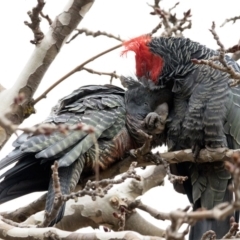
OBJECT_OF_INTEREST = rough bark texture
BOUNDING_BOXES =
[0,0,95,149]
[160,148,237,164]
[0,219,165,240]
[2,165,166,237]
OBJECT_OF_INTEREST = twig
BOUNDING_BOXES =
[110,71,116,84]
[200,230,216,240]
[160,157,188,184]
[20,122,94,136]
[222,217,239,239]
[149,22,162,36]
[192,22,240,86]
[127,199,170,221]
[37,162,140,227]
[40,11,52,25]
[67,28,124,44]
[82,67,120,80]
[113,206,127,231]
[127,199,191,239]
[33,43,122,104]
[24,0,45,44]
[166,206,191,240]
[148,0,192,37]
[64,162,140,202]
[169,2,179,12]
[221,15,240,27]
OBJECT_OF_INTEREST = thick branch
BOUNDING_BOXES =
[7,165,166,236]
[0,217,165,240]
[0,0,95,149]
[159,148,237,164]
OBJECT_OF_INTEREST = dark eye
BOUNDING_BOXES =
[144,102,148,106]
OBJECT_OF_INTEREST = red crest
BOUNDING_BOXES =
[122,35,163,83]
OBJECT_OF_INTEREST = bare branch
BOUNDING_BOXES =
[192,22,240,86]
[221,15,240,27]
[33,43,122,105]
[2,165,166,236]
[159,148,238,164]
[222,217,239,239]
[24,0,45,44]
[67,28,124,43]
[127,199,191,239]
[161,158,188,184]
[148,1,192,37]
[1,193,47,223]
[149,22,162,36]
[0,217,166,240]
[40,11,52,25]
[38,161,140,227]
[63,162,140,202]
[127,199,170,221]
[192,57,240,84]
[0,0,95,149]
[82,67,120,80]
[201,230,216,240]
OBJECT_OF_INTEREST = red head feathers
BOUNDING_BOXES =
[122,35,163,83]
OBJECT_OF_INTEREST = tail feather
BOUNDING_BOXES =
[45,156,85,225]
[189,183,235,240]
[0,151,29,174]
[0,160,51,203]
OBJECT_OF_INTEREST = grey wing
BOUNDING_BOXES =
[224,85,240,149]
[0,85,126,175]
[180,65,230,149]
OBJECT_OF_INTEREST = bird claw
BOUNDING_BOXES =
[144,112,166,134]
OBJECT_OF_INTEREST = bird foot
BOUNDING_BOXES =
[143,112,166,134]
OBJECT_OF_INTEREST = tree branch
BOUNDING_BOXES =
[0,0,95,149]
[67,28,123,43]
[0,217,165,240]
[24,0,45,44]
[148,0,192,37]
[192,22,240,86]
[33,43,122,105]
[221,15,240,27]
[2,165,166,237]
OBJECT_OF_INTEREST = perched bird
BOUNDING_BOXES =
[0,78,172,225]
[123,35,240,239]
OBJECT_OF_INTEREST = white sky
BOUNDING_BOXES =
[0,0,240,232]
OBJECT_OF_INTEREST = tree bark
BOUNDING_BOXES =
[0,0,95,149]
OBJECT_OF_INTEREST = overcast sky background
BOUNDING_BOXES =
[0,0,240,231]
